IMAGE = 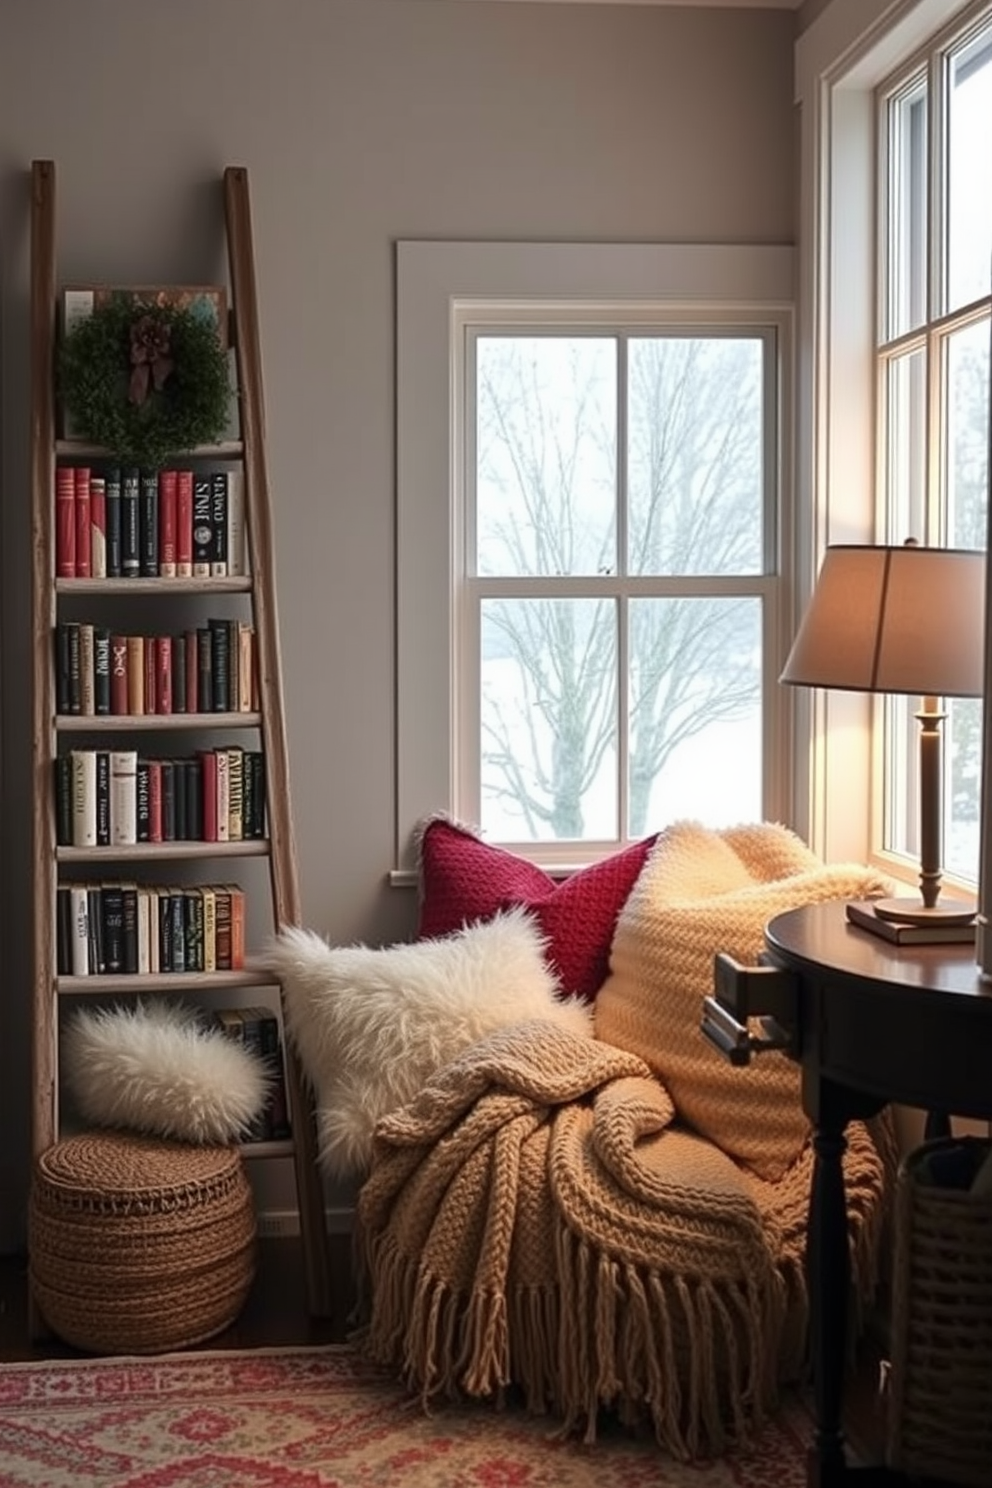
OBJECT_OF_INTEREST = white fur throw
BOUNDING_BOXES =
[260,906,594,1179]
[63,1001,271,1145]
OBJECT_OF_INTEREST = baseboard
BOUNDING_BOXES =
[256,1206,353,1240]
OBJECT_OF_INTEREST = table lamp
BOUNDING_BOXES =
[780,542,985,936]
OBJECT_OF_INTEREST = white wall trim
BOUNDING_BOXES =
[395,241,795,871]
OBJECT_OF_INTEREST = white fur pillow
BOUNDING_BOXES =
[63,1001,271,1145]
[260,906,593,1179]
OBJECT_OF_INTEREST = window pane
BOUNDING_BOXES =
[946,316,991,548]
[947,697,982,881]
[480,597,616,841]
[884,347,927,540]
[627,337,764,576]
[886,78,927,339]
[628,597,762,834]
[475,337,616,578]
[947,25,992,314]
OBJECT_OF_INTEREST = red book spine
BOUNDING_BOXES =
[185,629,199,713]
[198,749,218,841]
[110,635,129,714]
[74,467,92,578]
[176,470,194,577]
[156,635,173,714]
[56,467,76,578]
[147,759,163,843]
[158,469,178,578]
[89,476,107,579]
[143,637,157,715]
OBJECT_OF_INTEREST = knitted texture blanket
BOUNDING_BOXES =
[595,821,893,1180]
[356,1020,888,1460]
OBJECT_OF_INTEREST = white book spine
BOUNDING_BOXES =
[70,749,97,847]
[109,750,138,845]
[69,883,90,976]
[227,468,246,576]
[137,886,151,975]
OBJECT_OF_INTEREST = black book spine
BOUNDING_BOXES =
[121,468,141,577]
[196,627,214,713]
[67,622,82,714]
[56,886,73,976]
[55,623,71,715]
[55,755,73,846]
[192,475,213,576]
[186,758,202,841]
[102,883,125,974]
[87,885,105,976]
[93,628,111,715]
[209,619,230,714]
[158,890,173,973]
[170,890,186,974]
[105,466,122,578]
[121,884,139,975]
[210,472,228,576]
[139,470,159,577]
[184,889,203,973]
[252,752,266,839]
[95,750,111,847]
[160,760,176,842]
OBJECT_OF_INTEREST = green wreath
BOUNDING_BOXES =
[58,296,232,470]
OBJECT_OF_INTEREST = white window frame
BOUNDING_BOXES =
[795,0,986,874]
[394,242,794,874]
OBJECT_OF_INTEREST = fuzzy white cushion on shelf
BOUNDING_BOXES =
[260,906,593,1179]
[62,1000,271,1145]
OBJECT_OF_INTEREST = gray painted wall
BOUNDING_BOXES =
[0,0,794,1247]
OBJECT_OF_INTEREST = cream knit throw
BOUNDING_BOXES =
[596,821,892,1180]
[356,1017,888,1460]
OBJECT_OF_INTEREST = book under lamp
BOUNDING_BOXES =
[780,542,985,941]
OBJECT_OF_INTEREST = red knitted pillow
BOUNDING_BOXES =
[416,816,657,1001]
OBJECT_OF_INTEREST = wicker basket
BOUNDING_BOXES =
[30,1129,257,1354]
[887,1136,992,1488]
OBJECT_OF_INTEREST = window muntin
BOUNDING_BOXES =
[465,323,777,849]
[877,9,992,886]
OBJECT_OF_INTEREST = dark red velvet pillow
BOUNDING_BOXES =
[416,816,657,1001]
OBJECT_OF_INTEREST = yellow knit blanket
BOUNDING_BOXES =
[356,1022,887,1459]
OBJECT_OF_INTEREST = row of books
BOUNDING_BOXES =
[55,465,245,581]
[57,880,246,977]
[213,1005,292,1143]
[57,748,267,847]
[55,618,257,717]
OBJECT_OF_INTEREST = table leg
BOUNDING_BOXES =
[807,1115,851,1486]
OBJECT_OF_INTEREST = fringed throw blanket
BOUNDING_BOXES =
[356,1018,888,1460]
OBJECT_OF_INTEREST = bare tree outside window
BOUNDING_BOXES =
[474,333,766,843]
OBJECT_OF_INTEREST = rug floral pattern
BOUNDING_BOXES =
[0,1346,810,1487]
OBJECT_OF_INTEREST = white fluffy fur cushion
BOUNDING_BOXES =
[261,906,593,1179]
[63,1001,271,1145]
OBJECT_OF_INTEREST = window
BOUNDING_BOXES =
[876,8,992,885]
[395,244,794,870]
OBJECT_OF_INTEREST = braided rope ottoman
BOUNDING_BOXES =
[29,1129,257,1353]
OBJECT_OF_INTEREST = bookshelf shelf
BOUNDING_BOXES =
[56,576,253,596]
[57,969,281,995]
[30,160,331,1325]
[56,712,263,733]
[56,839,271,864]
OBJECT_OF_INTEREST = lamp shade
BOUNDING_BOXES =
[781,544,985,698]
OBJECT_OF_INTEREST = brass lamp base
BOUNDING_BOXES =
[872,897,977,928]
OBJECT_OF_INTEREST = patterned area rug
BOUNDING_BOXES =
[0,1345,811,1487]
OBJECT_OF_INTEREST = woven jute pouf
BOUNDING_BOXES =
[29,1129,257,1354]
